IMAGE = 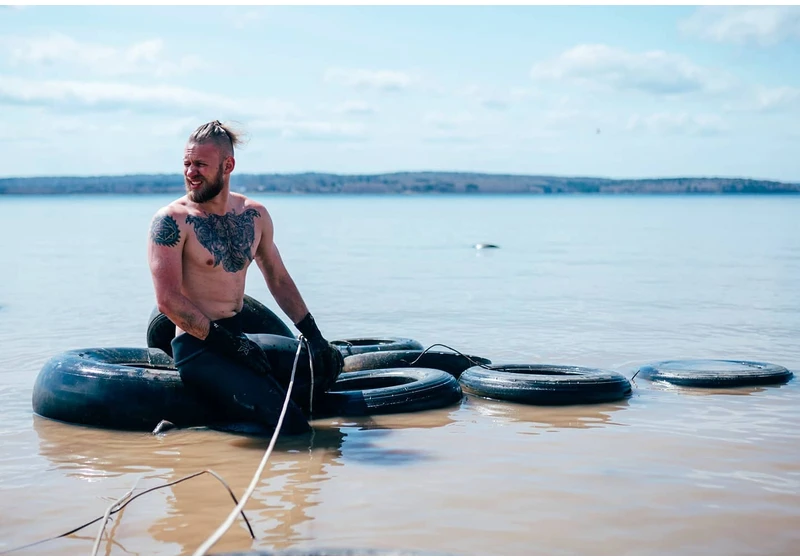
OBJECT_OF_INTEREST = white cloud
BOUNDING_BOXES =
[0,75,301,119]
[531,44,730,95]
[458,84,537,111]
[324,67,418,91]
[251,120,367,141]
[333,100,376,116]
[626,112,728,136]
[423,111,474,131]
[4,33,202,78]
[679,7,800,46]
[225,7,267,30]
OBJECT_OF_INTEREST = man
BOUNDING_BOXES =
[147,120,342,435]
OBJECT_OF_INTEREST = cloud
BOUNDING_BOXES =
[679,7,800,46]
[722,85,800,113]
[626,112,728,136]
[333,100,376,116]
[458,84,537,111]
[225,7,267,29]
[250,119,367,141]
[0,75,301,119]
[324,67,418,91]
[423,111,474,131]
[4,33,202,78]
[531,44,729,95]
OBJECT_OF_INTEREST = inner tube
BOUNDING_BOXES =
[343,350,491,379]
[32,347,218,431]
[32,347,462,432]
[146,294,294,357]
[636,359,794,388]
[330,337,424,357]
[317,368,463,417]
[459,364,632,405]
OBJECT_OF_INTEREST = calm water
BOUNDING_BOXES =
[0,194,798,555]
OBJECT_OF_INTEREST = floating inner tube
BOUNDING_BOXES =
[318,368,463,417]
[330,337,424,357]
[343,349,491,379]
[146,294,293,357]
[32,347,462,432]
[459,363,632,405]
[636,359,794,388]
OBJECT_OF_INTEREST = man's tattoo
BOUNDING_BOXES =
[186,209,261,273]
[150,215,181,247]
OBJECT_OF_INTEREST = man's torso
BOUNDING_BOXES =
[175,194,264,326]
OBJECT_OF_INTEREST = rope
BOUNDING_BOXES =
[0,470,255,555]
[407,343,495,370]
[192,334,304,556]
[91,477,141,555]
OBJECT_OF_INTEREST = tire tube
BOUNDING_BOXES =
[315,368,463,417]
[330,337,424,357]
[459,364,632,405]
[636,359,794,388]
[146,294,294,357]
[32,347,222,431]
[343,350,491,379]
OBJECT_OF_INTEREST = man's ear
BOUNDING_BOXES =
[225,156,236,174]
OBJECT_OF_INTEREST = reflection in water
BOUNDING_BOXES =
[641,379,772,397]
[32,416,347,554]
[462,394,629,431]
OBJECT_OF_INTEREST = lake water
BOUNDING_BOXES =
[0,193,798,555]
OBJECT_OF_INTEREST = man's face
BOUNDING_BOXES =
[183,142,228,204]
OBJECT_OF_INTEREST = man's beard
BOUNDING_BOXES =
[186,165,224,203]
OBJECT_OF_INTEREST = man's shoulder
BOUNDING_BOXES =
[233,192,268,217]
[153,197,191,220]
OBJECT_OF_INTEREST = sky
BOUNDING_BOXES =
[1,4,799,182]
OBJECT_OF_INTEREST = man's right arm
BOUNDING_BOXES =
[147,208,211,340]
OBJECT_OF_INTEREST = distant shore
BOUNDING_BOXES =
[1,171,799,195]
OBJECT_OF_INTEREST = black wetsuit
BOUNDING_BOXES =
[171,314,338,435]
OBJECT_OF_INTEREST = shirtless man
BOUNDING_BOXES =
[147,120,342,434]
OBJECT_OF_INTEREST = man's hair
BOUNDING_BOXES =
[187,120,244,157]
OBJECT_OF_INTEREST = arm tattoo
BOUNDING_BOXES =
[186,209,261,273]
[150,215,181,247]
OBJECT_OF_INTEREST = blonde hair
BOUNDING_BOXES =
[187,120,244,157]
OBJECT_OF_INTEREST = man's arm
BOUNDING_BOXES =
[147,208,211,339]
[253,207,311,324]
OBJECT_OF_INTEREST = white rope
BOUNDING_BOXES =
[192,336,304,556]
[91,476,142,556]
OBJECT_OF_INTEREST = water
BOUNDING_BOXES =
[0,194,798,555]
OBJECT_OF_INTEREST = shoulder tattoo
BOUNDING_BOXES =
[150,215,181,247]
[186,208,261,273]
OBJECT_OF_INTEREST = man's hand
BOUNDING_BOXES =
[295,313,343,392]
[205,321,273,375]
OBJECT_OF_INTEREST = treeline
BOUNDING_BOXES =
[1,171,798,195]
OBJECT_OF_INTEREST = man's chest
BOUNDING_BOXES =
[183,211,261,273]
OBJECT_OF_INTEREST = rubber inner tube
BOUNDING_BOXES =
[146,294,294,357]
[459,363,632,405]
[317,368,463,417]
[330,337,424,357]
[32,347,220,431]
[343,349,491,378]
[636,359,794,388]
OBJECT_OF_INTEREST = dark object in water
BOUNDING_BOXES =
[32,346,461,432]
[635,359,793,388]
[344,349,491,379]
[330,337,424,357]
[146,294,293,357]
[474,243,499,249]
[459,363,632,405]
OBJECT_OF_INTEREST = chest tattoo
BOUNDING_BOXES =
[186,209,261,273]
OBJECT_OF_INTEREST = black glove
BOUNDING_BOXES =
[295,313,343,392]
[205,320,273,375]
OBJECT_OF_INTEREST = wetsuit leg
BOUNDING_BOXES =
[172,331,311,435]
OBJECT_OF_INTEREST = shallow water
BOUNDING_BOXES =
[0,194,798,555]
